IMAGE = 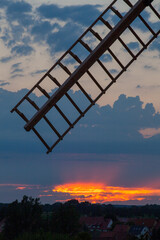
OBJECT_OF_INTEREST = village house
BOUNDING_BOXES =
[80,216,113,232]
[113,224,130,240]
[98,231,116,240]
[131,218,157,233]
[0,219,5,233]
[129,225,150,240]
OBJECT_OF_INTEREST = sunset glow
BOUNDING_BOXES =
[139,128,160,139]
[16,187,27,190]
[52,182,160,203]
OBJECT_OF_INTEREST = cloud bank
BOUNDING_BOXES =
[0,88,160,154]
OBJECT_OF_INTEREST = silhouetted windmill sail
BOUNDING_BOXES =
[11,0,160,153]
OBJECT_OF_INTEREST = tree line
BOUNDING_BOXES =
[1,196,160,240]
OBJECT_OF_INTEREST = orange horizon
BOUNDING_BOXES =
[52,182,160,203]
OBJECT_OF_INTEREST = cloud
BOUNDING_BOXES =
[0,0,9,8]
[47,22,84,53]
[1,88,159,155]
[144,65,155,70]
[61,94,160,154]
[0,56,12,63]
[51,182,160,204]
[37,4,101,26]
[31,21,57,42]
[11,68,23,74]
[6,1,33,27]
[100,54,112,62]
[7,1,32,14]
[31,69,48,76]
[1,181,160,205]
[149,37,160,51]
[139,128,160,138]
[0,183,44,203]
[0,82,10,86]
[11,44,34,56]
[12,63,21,69]
[11,74,24,79]
[127,42,140,50]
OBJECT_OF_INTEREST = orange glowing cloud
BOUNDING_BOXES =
[139,128,160,138]
[0,183,40,191]
[16,187,26,190]
[52,182,160,203]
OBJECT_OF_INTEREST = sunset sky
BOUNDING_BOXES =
[0,0,160,204]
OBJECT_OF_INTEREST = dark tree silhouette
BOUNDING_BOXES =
[51,200,80,234]
[4,195,42,239]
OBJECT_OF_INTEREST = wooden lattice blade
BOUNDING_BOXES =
[11,0,160,153]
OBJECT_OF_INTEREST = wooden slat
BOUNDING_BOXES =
[90,28,102,41]
[32,128,50,150]
[15,109,28,122]
[86,70,104,92]
[37,85,50,99]
[108,48,126,70]
[76,82,94,103]
[97,59,115,81]
[69,51,82,64]
[59,62,72,75]
[26,96,62,138]
[54,104,73,127]
[79,39,92,53]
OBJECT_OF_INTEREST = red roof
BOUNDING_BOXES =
[117,217,129,223]
[112,224,130,240]
[99,231,115,239]
[113,224,130,233]
[80,216,112,230]
[131,218,156,229]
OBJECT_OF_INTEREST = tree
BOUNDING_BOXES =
[51,202,80,234]
[4,196,42,239]
[74,232,91,240]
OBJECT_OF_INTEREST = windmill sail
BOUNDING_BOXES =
[11,0,160,153]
